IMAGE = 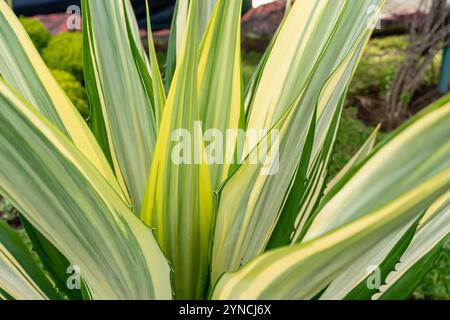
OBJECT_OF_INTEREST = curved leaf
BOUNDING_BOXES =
[301,97,450,242]
[20,217,83,300]
[198,0,243,190]
[374,191,450,299]
[0,220,60,300]
[211,14,374,281]
[211,170,450,300]
[141,0,213,299]
[326,124,380,193]
[83,0,158,211]
[0,1,125,203]
[0,80,172,300]
[165,0,216,91]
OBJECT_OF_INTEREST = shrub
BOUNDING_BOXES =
[19,17,50,52]
[42,32,83,82]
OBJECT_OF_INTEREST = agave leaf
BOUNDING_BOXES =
[300,96,450,242]
[165,0,188,91]
[373,191,450,300]
[211,170,450,300]
[378,237,449,300]
[268,1,386,248]
[198,0,243,190]
[165,0,216,91]
[264,110,317,250]
[285,0,294,14]
[266,93,344,249]
[274,120,379,247]
[245,0,384,137]
[82,0,158,212]
[198,0,217,40]
[244,7,286,117]
[321,214,420,300]
[20,217,83,300]
[141,0,213,300]
[0,220,61,300]
[0,1,125,203]
[211,6,374,281]
[226,0,385,255]
[314,127,411,300]
[244,0,321,115]
[146,0,166,127]
[0,81,171,300]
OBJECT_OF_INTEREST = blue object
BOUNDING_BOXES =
[12,0,175,30]
[438,43,450,94]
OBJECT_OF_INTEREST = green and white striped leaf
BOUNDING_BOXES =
[0,1,125,202]
[301,96,450,242]
[141,0,213,300]
[245,0,383,136]
[320,215,419,300]
[165,0,188,91]
[146,0,166,128]
[244,0,290,116]
[83,0,158,211]
[285,0,294,14]
[198,0,243,190]
[373,191,450,299]
[269,1,384,247]
[165,0,216,91]
[272,117,378,248]
[211,0,380,281]
[198,0,217,42]
[0,80,172,300]
[211,169,450,300]
[0,220,61,300]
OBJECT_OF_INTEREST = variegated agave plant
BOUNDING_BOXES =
[0,0,449,300]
